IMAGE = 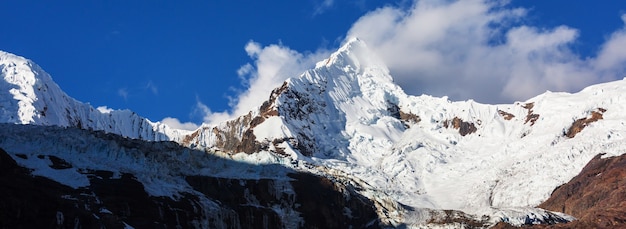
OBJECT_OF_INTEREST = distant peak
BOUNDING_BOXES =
[0,50,12,57]
[339,37,364,50]
[0,50,51,85]
[0,50,28,64]
[315,38,388,73]
[335,36,368,56]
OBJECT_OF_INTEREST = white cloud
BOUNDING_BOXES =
[237,63,254,78]
[233,41,329,116]
[194,99,231,125]
[593,14,626,74]
[345,0,626,103]
[197,41,330,126]
[192,1,626,127]
[160,117,198,131]
[96,106,114,114]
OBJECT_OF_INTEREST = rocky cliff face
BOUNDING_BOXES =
[0,124,382,228]
[3,39,626,228]
[185,39,626,227]
[493,153,626,228]
[537,153,626,228]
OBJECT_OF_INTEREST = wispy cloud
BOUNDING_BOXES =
[115,80,159,101]
[117,88,128,100]
[313,0,335,16]
[144,80,158,95]
[194,99,231,125]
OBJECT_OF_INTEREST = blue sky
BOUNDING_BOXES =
[2,1,626,130]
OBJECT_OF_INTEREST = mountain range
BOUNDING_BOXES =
[1,38,625,228]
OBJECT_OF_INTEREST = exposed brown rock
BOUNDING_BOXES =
[259,81,288,118]
[236,129,264,154]
[249,116,266,129]
[426,209,491,228]
[387,103,419,128]
[523,103,540,126]
[184,82,290,154]
[525,114,540,125]
[181,126,204,145]
[498,110,515,120]
[443,117,477,136]
[399,110,421,124]
[534,153,626,228]
[271,138,293,156]
[522,102,534,110]
[564,108,606,138]
[210,112,262,154]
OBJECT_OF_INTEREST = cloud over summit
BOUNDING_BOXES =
[173,0,626,129]
[347,0,626,103]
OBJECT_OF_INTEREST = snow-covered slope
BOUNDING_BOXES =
[181,38,626,226]
[2,39,626,227]
[0,124,381,228]
[0,51,187,140]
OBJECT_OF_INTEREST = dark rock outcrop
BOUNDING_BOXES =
[523,103,540,126]
[564,108,606,138]
[498,110,515,120]
[183,82,289,155]
[288,173,381,228]
[399,111,421,124]
[494,153,626,228]
[443,117,478,136]
[185,176,291,228]
[536,153,626,228]
[0,126,384,228]
[0,148,206,228]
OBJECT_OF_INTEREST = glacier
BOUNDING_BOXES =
[2,38,626,227]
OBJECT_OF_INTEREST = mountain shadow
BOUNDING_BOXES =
[0,124,381,228]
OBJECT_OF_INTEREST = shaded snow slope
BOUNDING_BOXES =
[3,39,626,227]
[0,51,187,140]
[0,124,292,196]
[0,124,383,228]
[182,39,626,226]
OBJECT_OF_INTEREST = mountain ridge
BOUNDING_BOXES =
[2,39,626,227]
[0,50,187,141]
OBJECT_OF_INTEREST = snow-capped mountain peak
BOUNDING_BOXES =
[181,38,413,160]
[3,40,626,227]
[316,37,389,76]
[276,37,409,158]
[0,50,188,141]
[0,50,60,124]
[189,39,626,225]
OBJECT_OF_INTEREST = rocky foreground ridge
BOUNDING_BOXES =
[2,39,626,228]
